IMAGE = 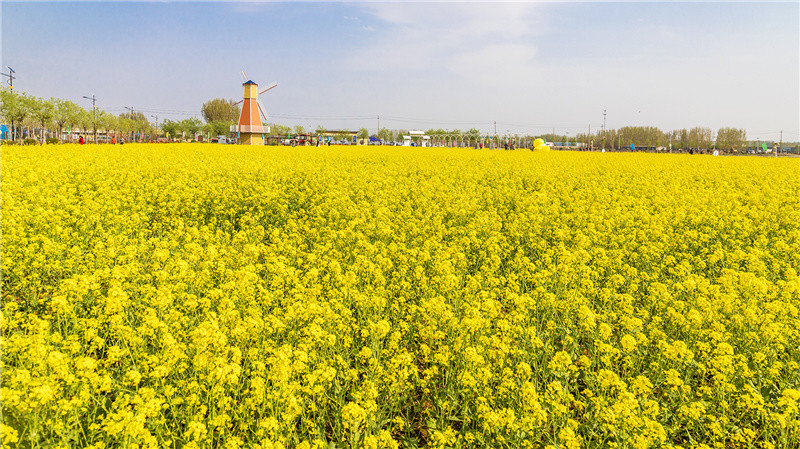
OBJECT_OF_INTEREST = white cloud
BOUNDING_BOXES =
[349,3,546,87]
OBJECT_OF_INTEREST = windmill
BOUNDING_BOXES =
[234,70,278,145]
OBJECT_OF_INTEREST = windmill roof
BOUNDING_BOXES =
[243,80,257,85]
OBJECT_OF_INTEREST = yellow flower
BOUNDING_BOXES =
[548,351,572,373]
[598,323,613,341]
[620,334,637,352]
[3,143,798,447]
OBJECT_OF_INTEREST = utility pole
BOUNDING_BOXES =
[83,95,97,143]
[1,67,15,90]
[151,115,158,140]
[779,130,783,157]
[3,67,17,140]
[377,115,380,136]
[602,109,607,135]
[494,121,497,149]
[125,106,135,142]
[588,124,591,150]
[602,109,607,151]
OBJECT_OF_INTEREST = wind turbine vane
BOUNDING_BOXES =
[234,70,278,145]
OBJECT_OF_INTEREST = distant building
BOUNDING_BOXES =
[318,130,358,144]
[402,130,429,147]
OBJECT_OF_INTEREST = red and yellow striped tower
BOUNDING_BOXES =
[237,80,265,145]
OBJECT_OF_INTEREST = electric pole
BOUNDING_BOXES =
[602,109,607,150]
[3,67,17,140]
[1,67,15,90]
[83,95,97,143]
[602,109,607,134]
[125,106,135,142]
[494,121,497,149]
[152,115,158,140]
[377,115,380,136]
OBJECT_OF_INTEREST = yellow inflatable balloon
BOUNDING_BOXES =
[533,138,545,147]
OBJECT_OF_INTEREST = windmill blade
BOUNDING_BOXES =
[256,100,269,122]
[241,70,249,82]
[259,82,278,95]
[234,99,243,105]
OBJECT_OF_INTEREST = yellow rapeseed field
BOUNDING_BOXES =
[2,143,799,449]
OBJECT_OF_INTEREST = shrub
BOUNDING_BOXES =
[23,138,38,146]
[45,137,60,145]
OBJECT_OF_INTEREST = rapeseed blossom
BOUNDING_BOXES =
[2,143,799,447]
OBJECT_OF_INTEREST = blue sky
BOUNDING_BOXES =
[2,1,798,141]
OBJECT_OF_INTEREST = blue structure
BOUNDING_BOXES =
[0,124,9,140]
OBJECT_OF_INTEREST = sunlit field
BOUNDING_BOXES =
[2,144,799,448]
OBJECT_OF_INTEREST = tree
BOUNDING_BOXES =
[294,125,307,135]
[0,88,35,142]
[161,119,179,139]
[118,111,150,142]
[688,127,713,150]
[206,121,232,137]
[76,107,94,141]
[116,116,133,142]
[664,129,682,151]
[358,127,369,141]
[179,118,202,139]
[30,97,55,144]
[65,105,85,143]
[201,98,239,123]
[676,129,688,150]
[715,127,747,153]
[96,110,118,141]
[268,123,291,136]
[377,127,392,143]
[52,99,81,142]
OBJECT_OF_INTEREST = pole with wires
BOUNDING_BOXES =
[125,106,136,142]
[1,67,15,90]
[83,95,97,142]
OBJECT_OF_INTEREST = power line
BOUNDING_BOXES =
[1,67,15,90]
[82,94,97,142]
[270,114,373,121]
[82,104,800,139]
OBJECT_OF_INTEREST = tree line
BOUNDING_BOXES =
[0,88,774,151]
[374,127,757,152]
[0,88,159,143]
[570,126,750,152]
[0,90,237,143]
[420,126,752,152]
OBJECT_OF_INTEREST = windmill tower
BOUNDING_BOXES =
[235,71,277,145]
